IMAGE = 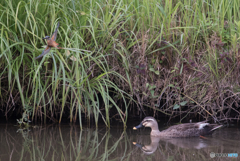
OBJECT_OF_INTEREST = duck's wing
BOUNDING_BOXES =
[161,122,222,137]
[51,22,60,41]
[162,123,199,133]
[35,46,51,59]
[165,122,222,132]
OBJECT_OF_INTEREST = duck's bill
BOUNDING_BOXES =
[133,122,144,130]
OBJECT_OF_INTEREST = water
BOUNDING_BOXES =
[0,122,239,161]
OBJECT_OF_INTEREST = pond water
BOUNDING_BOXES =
[0,121,239,161]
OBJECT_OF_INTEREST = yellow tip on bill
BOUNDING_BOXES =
[133,127,137,130]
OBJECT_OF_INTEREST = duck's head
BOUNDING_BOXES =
[133,117,158,130]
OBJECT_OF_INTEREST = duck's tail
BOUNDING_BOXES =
[210,125,223,132]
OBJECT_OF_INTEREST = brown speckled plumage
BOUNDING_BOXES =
[133,116,222,137]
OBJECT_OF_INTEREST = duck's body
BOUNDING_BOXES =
[133,117,222,137]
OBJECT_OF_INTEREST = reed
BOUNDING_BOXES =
[0,0,240,125]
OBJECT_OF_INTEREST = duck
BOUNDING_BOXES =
[133,116,223,137]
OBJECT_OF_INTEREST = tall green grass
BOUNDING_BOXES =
[0,0,132,127]
[1,0,240,125]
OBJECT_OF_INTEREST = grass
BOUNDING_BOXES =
[0,0,240,126]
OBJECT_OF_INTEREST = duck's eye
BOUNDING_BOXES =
[144,120,150,123]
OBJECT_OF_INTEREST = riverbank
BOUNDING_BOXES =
[1,0,240,126]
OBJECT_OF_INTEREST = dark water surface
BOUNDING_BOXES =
[0,122,239,161]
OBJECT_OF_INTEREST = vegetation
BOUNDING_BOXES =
[1,0,240,126]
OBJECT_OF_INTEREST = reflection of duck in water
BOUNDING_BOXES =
[133,136,160,155]
[133,117,222,137]
[133,136,211,155]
